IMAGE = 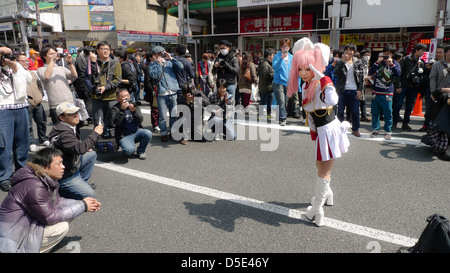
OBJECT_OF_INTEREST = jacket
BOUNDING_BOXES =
[49,122,100,180]
[0,163,86,253]
[272,51,293,86]
[368,60,401,95]
[108,102,144,141]
[258,59,274,94]
[149,58,184,94]
[173,56,194,87]
[334,58,364,94]
[119,60,137,93]
[238,62,258,91]
[400,54,424,88]
[85,57,122,101]
[211,52,240,85]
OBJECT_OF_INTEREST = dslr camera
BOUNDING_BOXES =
[91,76,102,97]
[1,53,15,62]
[58,52,68,58]
[216,58,226,67]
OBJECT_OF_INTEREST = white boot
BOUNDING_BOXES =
[306,178,331,227]
[310,177,333,206]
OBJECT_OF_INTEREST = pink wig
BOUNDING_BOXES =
[287,47,326,99]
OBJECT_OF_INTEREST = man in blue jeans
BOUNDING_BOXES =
[0,43,31,192]
[368,46,401,140]
[272,38,293,126]
[108,88,152,159]
[49,102,103,199]
[149,46,183,142]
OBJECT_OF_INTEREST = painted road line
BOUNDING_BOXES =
[140,108,425,147]
[96,161,418,247]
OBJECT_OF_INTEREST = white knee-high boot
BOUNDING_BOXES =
[306,178,331,227]
[310,177,333,206]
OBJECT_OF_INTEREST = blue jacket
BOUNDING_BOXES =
[272,51,293,86]
[149,58,184,94]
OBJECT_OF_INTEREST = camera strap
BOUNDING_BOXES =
[440,60,450,75]
[0,68,14,94]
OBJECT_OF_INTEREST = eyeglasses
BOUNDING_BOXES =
[98,48,110,52]
[63,112,79,117]
[18,59,29,63]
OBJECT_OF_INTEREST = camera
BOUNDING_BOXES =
[216,58,226,67]
[91,76,102,97]
[1,54,15,62]
[58,53,68,58]
[382,55,390,60]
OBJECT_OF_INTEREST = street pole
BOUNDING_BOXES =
[435,0,447,44]
[34,0,43,50]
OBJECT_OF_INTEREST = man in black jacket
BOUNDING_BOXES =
[49,101,103,199]
[173,44,194,99]
[108,88,152,159]
[211,40,240,102]
[398,43,427,130]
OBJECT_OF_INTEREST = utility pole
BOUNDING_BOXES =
[34,0,43,50]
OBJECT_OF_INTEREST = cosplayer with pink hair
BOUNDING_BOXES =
[287,38,350,227]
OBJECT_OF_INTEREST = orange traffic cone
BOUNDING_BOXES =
[411,93,424,117]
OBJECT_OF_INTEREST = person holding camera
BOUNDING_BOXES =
[49,101,103,200]
[74,46,95,122]
[176,82,210,144]
[37,44,78,125]
[149,46,184,142]
[0,42,32,192]
[398,43,427,130]
[85,41,122,128]
[107,88,152,159]
[0,147,101,253]
[208,78,237,141]
[211,40,240,103]
[368,45,402,140]
[272,38,293,126]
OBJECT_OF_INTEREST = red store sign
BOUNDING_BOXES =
[240,14,313,34]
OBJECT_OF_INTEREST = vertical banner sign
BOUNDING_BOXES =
[406,33,423,55]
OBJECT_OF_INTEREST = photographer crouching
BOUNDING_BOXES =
[107,88,152,160]
[175,82,210,144]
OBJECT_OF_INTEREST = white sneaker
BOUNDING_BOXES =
[41,140,50,147]
[153,126,161,133]
[280,120,286,126]
[138,153,147,160]
[29,144,38,152]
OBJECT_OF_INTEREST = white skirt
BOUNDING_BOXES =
[315,118,350,162]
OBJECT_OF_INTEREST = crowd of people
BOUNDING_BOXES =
[0,36,449,251]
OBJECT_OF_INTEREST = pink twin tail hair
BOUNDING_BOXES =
[287,48,326,104]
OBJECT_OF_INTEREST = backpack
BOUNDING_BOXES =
[408,214,450,253]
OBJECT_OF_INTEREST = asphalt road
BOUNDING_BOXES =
[1,97,448,259]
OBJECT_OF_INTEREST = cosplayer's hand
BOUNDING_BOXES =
[309,64,324,81]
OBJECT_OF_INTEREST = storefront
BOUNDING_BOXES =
[240,13,314,55]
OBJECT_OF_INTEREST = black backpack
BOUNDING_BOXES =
[408,214,450,253]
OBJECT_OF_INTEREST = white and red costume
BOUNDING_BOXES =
[302,76,350,162]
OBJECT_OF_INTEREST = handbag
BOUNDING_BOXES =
[244,68,253,83]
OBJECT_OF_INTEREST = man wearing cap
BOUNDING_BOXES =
[49,101,103,199]
[211,40,240,102]
[149,46,184,142]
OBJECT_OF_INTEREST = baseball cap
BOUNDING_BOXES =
[219,40,231,47]
[151,46,165,54]
[56,101,80,116]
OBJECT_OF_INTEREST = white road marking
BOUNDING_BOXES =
[140,109,426,147]
[96,161,418,247]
